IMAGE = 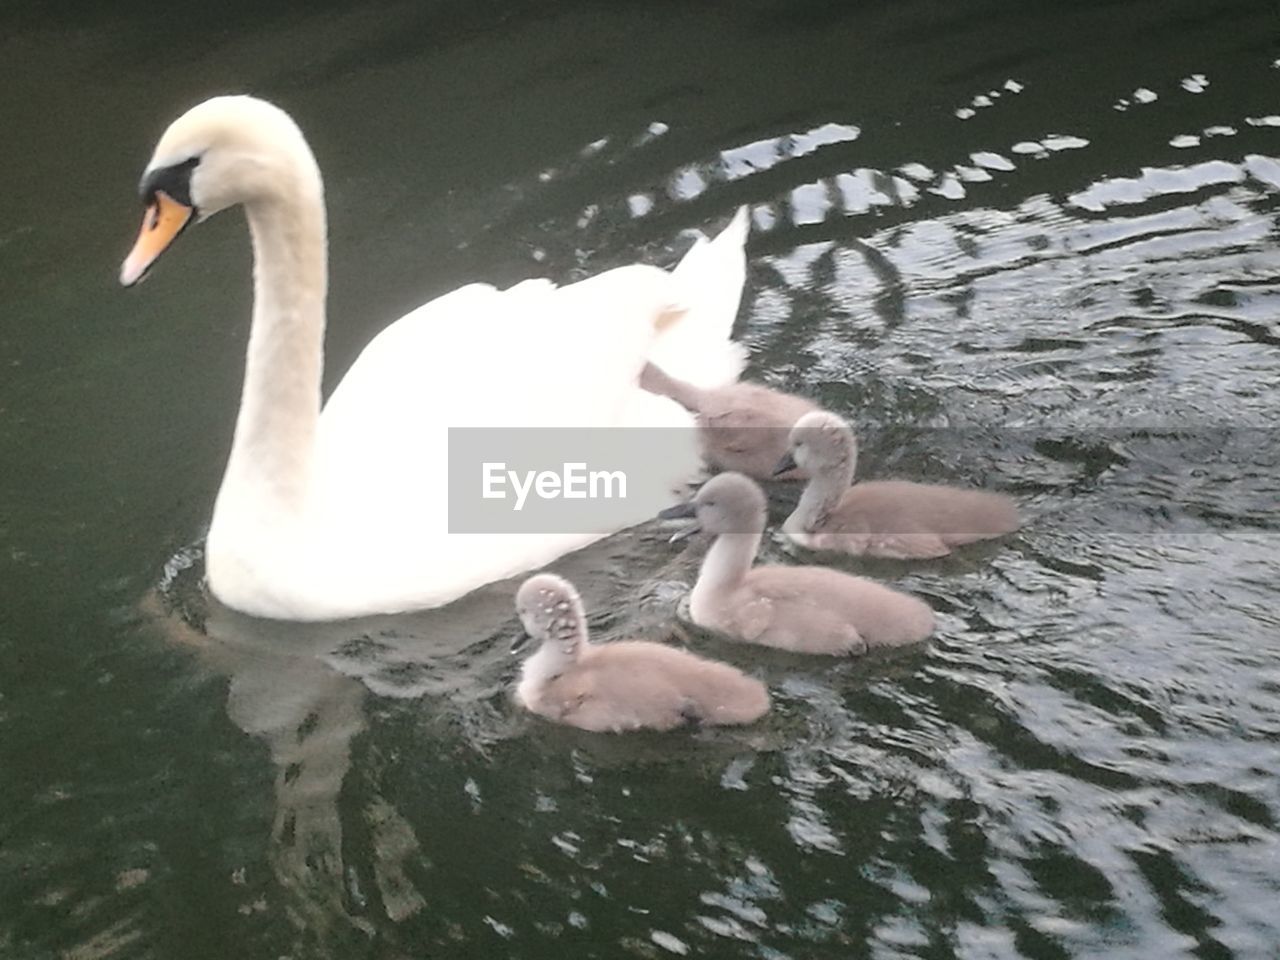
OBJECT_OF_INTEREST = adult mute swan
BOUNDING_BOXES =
[121,96,749,621]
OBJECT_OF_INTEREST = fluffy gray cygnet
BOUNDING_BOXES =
[776,411,1020,559]
[640,362,818,480]
[659,473,935,654]
[513,573,770,732]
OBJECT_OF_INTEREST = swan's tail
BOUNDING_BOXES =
[647,206,750,389]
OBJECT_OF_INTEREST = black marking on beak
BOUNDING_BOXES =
[139,155,201,213]
[510,629,532,654]
[658,501,697,521]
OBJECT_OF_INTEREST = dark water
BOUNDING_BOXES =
[3,1,1279,957]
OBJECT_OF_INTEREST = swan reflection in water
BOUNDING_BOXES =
[139,530,691,944]
[140,549,525,941]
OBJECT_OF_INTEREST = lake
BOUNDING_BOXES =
[2,0,1278,957]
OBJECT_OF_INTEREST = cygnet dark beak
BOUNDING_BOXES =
[771,451,799,478]
[657,501,700,542]
[510,629,532,654]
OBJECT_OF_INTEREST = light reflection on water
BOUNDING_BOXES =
[3,2,1280,957]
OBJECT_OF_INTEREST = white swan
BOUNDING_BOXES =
[120,96,749,621]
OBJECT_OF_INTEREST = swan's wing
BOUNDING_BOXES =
[549,664,690,733]
[864,533,952,560]
[297,232,747,617]
[306,266,704,611]
[734,596,776,643]
[737,570,870,655]
[323,265,680,437]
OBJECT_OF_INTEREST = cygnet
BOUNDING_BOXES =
[640,362,818,479]
[658,473,935,654]
[513,573,770,731]
[775,411,1019,559]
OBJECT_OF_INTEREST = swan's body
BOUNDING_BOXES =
[639,363,818,480]
[514,574,770,731]
[660,474,935,654]
[777,412,1020,559]
[122,97,749,620]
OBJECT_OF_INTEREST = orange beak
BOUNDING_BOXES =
[120,190,194,287]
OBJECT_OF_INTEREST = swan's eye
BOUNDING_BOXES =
[138,155,202,210]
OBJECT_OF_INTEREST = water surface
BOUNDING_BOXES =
[2,1,1279,957]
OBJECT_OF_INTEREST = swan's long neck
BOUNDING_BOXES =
[789,450,855,532]
[693,531,760,599]
[517,621,586,705]
[223,178,328,516]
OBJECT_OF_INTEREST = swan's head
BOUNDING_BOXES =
[513,574,587,659]
[121,95,320,287]
[775,410,857,478]
[658,471,766,538]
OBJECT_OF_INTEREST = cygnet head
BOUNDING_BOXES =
[121,95,321,286]
[659,472,767,537]
[514,573,588,657]
[775,410,857,478]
